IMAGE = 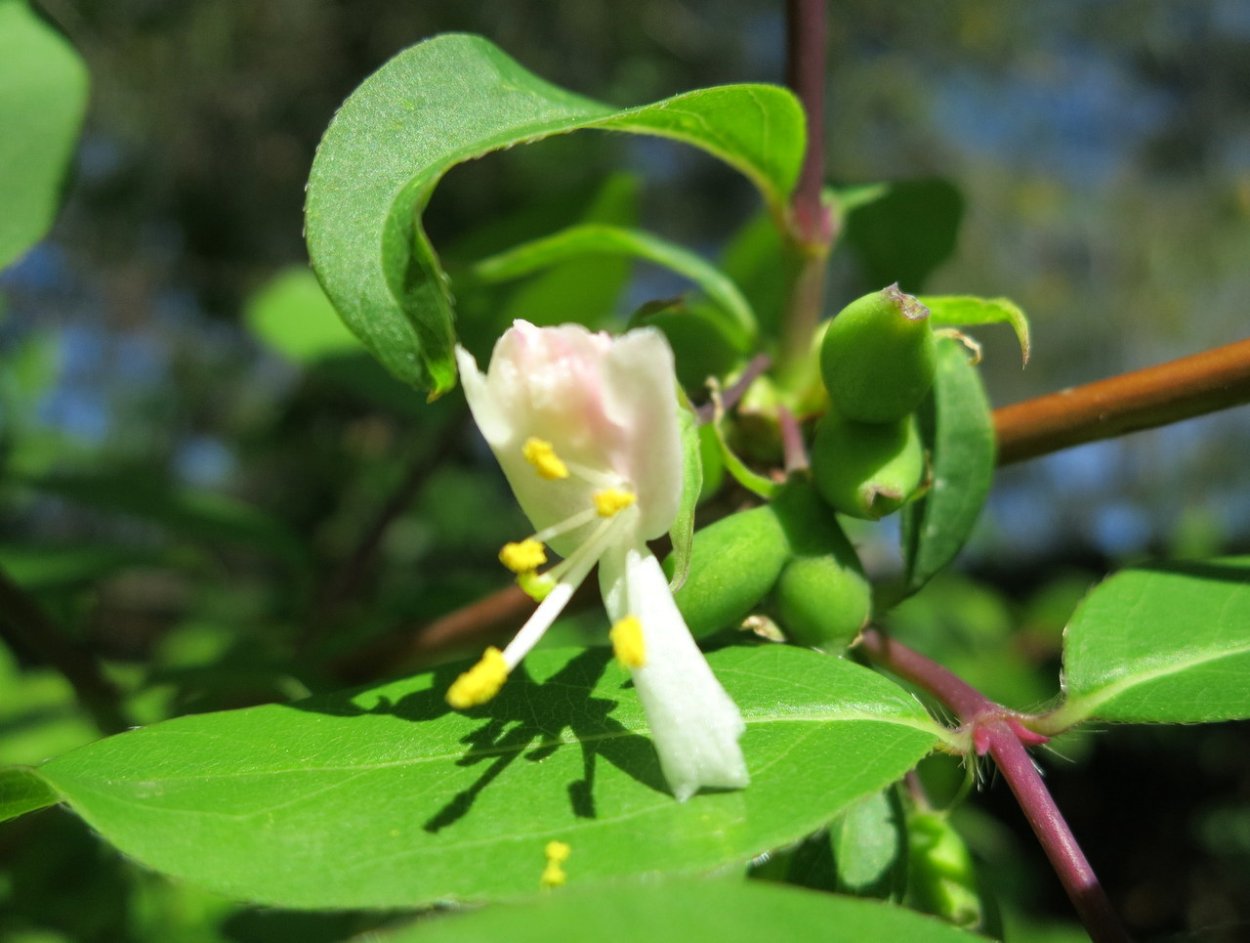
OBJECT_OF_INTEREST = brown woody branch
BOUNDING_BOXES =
[994,337,1250,465]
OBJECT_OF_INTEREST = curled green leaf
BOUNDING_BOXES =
[306,33,803,396]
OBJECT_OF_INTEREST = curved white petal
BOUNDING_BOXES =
[456,326,617,553]
[601,327,683,539]
[601,545,748,802]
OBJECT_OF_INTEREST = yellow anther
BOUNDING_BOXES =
[610,616,647,669]
[523,438,569,480]
[593,488,636,517]
[517,570,557,602]
[499,539,547,574]
[446,647,508,709]
[541,840,571,888]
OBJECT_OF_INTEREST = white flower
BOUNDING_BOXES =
[448,319,748,802]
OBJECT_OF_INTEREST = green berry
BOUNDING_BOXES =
[821,284,937,423]
[666,505,790,638]
[811,409,925,520]
[774,555,871,650]
[769,481,871,650]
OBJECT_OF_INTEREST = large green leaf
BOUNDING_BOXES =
[0,0,88,269]
[305,33,803,396]
[381,879,986,943]
[899,338,995,598]
[1047,558,1250,728]
[27,645,945,908]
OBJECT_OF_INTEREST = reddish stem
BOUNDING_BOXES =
[984,721,1133,943]
[777,405,810,473]
[858,628,1131,943]
[786,0,830,245]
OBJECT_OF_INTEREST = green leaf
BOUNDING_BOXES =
[922,295,1031,364]
[30,645,945,908]
[629,298,744,392]
[0,646,99,767]
[1048,557,1250,728]
[470,173,640,341]
[16,471,308,570]
[0,0,89,269]
[379,879,987,943]
[719,210,793,338]
[244,267,363,363]
[667,401,703,592]
[0,766,59,823]
[899,338,995,597]
[305,33,803,395]
[0,542,160,592]
[830,788,908,900]
[472,224,756,349]
[835,180,964,292]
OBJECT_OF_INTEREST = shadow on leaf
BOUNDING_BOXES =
[289,648,667,831]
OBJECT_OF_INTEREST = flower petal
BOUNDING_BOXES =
[601,327,684,539]
[600,544,749,802]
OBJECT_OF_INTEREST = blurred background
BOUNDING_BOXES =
[2,1,1249,941]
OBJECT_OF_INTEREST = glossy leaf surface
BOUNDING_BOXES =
[1052,558,1250,727]
[31,645,944,907]
[381,879,986,943]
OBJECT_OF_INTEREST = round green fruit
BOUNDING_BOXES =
[811,409,925,520]
[820,284,937,423]
[768,480,872,650]
[774,554,871,651]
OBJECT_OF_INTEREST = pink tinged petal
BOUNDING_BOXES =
[601,327,684,539]
[456,334,605,551]
[600,545,749,802]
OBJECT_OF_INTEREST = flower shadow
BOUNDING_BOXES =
[288,650,666,832]
[422,648,667,831]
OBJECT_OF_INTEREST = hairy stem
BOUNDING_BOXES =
[995,337,1250,465]
[984,721,1133,943]
[0,566,129,735]
[858,628,1130,943]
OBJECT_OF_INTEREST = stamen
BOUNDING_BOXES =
[541,840,571,888]
[499,539,547,573]
[531,506,597,545]
[593,488,636,517]
[500,513,628,670]
[517,570,556,602]
[523,438,569,480]
[610,615,646,668]
[446,647,508,709]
